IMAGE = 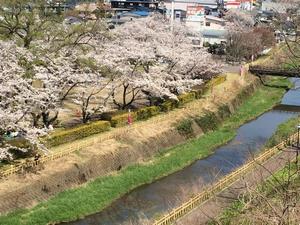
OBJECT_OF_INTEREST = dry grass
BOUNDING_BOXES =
[0,72,252,217]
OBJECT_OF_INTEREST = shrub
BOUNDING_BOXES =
[160,100,178,112]
[110,112,137,127]
[44,121,110,147]
[217,104,232,120]
[6,138,36,160]
[193,84,208,99]
[176,119,194,136]
[206,75,227,89]
[136,106,160,120]
[194,111,220,133]
[178,92,196,106]
[236,88,247,100]
[100,110,127,121]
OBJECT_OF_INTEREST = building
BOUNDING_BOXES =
[184,5,226,46]
[200,29,227,45]
[261,1,293,14]
[110,8,150,24]
[110,0,159,10]
[186,14,225,32]
[164,0,218,20]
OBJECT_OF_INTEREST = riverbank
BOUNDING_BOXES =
[207,114,300,225]
[0,73,249,216]
[0,77,289,225]
[207,159,300,225]
[176,144,297,225]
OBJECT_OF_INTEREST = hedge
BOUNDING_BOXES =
[136,106,160,120]
[206,75,227,89]
[178,92,196,106]
[160,99,178,112]
[100,110,127,121]
[191,75,227,99]
[44,121,110,147]
[44,75,227,146]
[110,112,137,128]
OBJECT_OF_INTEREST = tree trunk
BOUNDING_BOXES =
[42,111,59,128]
[31,113,41,127]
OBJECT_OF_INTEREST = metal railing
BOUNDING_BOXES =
[0,135,110,178]
[0,75,231,179]
[152,132,298,225]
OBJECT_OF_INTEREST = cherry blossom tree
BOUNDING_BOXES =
[0,41,48,160]
[0,13,221,160]
[70,61,112,123]
[101,14,221,109]
[0,40,107,160]
[224,9,255,30]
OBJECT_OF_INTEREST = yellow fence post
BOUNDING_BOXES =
[152,132,298,225]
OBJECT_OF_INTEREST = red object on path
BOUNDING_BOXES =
[75,110,81,117]
[127,113,133,125]
[240,65,244,76]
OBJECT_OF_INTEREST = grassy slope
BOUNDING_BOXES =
[0,81,287,225]
[266,115,300,148]
[210,112,300,225]
[210,160,300,225]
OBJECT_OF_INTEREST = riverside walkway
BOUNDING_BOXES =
[153,134,298,225]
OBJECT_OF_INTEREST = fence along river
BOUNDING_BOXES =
[64,79,300,225]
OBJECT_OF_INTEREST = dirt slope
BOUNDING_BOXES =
[0,73,255,215]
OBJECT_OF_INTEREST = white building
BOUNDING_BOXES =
[261,1,293,13]
[201,29,227,45]
[186,15,225,32]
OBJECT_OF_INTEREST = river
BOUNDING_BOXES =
[64,78,300,225]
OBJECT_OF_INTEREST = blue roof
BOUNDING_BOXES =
[131,10,150,16]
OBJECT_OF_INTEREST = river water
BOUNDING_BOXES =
[65,79,300,225]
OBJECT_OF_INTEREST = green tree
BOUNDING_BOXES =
[0,0,62,48]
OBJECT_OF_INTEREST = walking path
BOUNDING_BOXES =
[0,73,253,215]
[175,148,297,225]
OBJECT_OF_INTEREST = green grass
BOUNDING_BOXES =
[266,115,300,148]
[208,201,244,225]
[0,81,288,225]
[266,76,293,88]
[210,111,300,225]
[210,161,300,225]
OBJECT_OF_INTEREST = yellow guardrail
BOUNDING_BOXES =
[0,134,113,178]
[152,132,298,225]
[0,73,233,179]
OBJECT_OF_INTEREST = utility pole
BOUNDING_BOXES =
[171,0,174,32]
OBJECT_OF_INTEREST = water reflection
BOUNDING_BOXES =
[65,78,300,225]
[66,110,297,225]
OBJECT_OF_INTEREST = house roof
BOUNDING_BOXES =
[205,15,225,22]
[165,0,217,5]
[131,10,150,16]
[201,29,227,38]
